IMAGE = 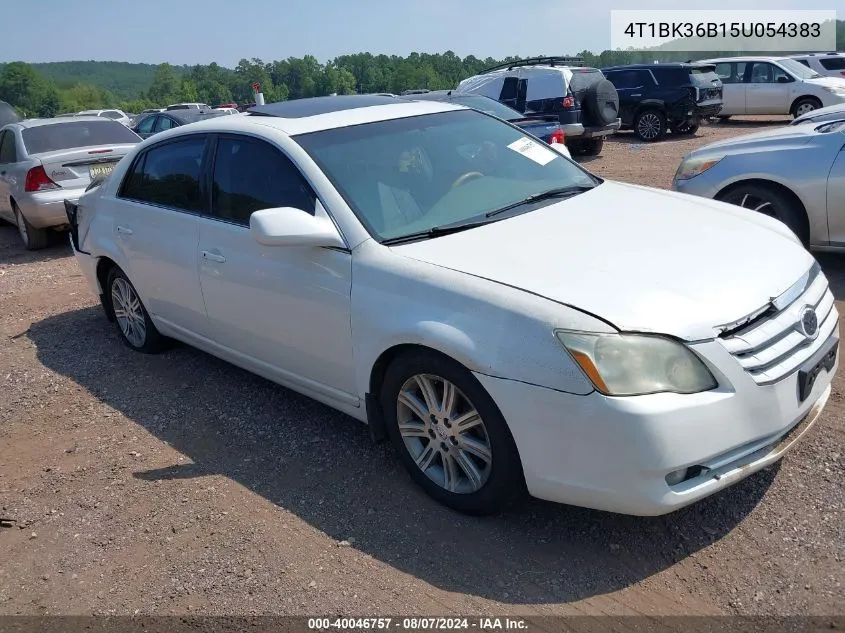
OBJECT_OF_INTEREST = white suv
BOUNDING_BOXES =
[790,52,845,78]
[702,56,845,118]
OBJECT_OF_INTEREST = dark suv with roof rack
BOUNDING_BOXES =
[601,63,723,142]
[455,57,622,156]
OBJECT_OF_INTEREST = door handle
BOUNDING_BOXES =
[201,250,226,263]
[116,225,133,235]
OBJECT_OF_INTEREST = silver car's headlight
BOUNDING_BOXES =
[674,156,723,181]
[555,331,717,396]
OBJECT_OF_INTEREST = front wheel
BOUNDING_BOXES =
[107,267,169,353]
[792,97,821,119]
[381,351,526,515]
[671,120,699,135]
[717,183,808,247]
[634,109,666,142]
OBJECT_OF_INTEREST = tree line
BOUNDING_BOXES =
[3,24,845,118]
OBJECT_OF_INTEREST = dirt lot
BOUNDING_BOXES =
[0,116,843,618]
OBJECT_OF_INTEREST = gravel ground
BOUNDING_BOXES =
[0,116,843,618]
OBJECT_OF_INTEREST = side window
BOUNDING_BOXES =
[794,59,811,68]
[771,65,792,83]
[820,57,845,71]
[154,117,177,133]
[136,115,156,135]
[748,62,775,83]
[210,136,315,226]
[119,136,207,212]
[715,62,747,84]
[0,131,17,163]
[499,76,520,105]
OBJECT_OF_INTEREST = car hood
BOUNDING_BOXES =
[688,124,816,155]
[391,181,814,341]
[806,76,845,89]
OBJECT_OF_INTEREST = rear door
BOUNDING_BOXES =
[153,116,179,134]
[745,62,792,114]
[196,133,356,399]
[604,69,647,125]
[713,62,747,114]
[0,130,15,217]
[110,134,211,337]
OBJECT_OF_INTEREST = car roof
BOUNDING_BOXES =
[159,96,462,136]
[602,62,714,71]
[163,109,226,122]
[701,56,789,63]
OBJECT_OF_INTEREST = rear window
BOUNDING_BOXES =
[689,67,722,86]
[449,95,521,120]
[567,69,604,95]
[21,120,140,155]
[820,57,845,71]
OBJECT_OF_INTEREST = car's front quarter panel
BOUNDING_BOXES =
[674,143,832,244]
[349,239,612,401]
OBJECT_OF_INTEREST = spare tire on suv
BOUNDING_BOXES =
[579,79,620,126]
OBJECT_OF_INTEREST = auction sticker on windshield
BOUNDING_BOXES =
[507,137,558,166]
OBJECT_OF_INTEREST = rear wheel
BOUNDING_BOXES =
[634,109,666,142]
[381,350,526,515]
[106,267,169,353]
[671,120,700,135]
[576,138,604,156]
[718,183,808,247]
[13,202,49,250]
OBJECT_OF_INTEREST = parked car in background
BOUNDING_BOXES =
[456,57,621,156]
[216,103,238,109]
[67,95,836,517]
[165,102,212,111]
[131,109,226,139]
[398,90,572,159]
[237,102,257,112]
[790,101,845,126]
[601,63,723,141]
[140,108,165,114]
[673,118,845,249]
[0,101,21,128]
[789,52,845,78]
[214,107,240,116]
[702,56,845,119]
[77,109,132,127]
[0,117,140,249]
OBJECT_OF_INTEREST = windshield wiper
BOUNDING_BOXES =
[485,184,596,218]
[381,219,493,245]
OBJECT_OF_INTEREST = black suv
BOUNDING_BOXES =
[601,63,723,142]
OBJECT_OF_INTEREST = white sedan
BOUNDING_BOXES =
[66,95,839,516]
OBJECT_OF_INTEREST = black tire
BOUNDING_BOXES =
[671,120,700,135]
[717,183,809,247]
[380,350,526,515]
[13,202,49,250]
[634,109,666,142]
[717,115,731,121]
[791,97,822,119]
[580,79,620,126]
[106,266,169,353]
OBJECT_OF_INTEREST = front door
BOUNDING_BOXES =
[745,62,792,114]
[197,134,356,400]
[110,134,211,337]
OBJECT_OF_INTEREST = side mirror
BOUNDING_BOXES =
[250,207,345,248]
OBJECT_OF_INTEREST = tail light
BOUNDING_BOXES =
[562,96,575,108]
[840,71,845,77]
[24,166,59,192]
[549,129,566,144]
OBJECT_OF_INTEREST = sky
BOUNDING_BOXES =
[0,0,841,67]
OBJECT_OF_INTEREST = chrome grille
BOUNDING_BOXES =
[718,263,838,385]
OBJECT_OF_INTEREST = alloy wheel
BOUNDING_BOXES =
[733,191,777,218]
[795,102,817,117]
[396,373,492,494]
[111,277,147,347]
[637,113,662,140]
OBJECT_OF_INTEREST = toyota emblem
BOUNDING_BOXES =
[798,306,819,340]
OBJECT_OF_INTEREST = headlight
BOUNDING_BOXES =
[674,156,723,181]
[555,331,717,396]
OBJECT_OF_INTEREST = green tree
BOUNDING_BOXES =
[145,63,181,106]
[0,61,61,117]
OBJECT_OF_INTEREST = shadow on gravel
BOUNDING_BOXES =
[815,252,845,301]
[0,224,72,266]
[28,306,778,605]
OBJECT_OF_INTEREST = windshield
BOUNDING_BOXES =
[448,95,523,120]
[295,109,598,242]
[778,58,822,79]
[21,120,140,154]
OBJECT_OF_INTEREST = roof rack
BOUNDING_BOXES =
[479,56,586,74]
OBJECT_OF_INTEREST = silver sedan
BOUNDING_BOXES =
[672,118,845,250]
[0,117,140,249]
